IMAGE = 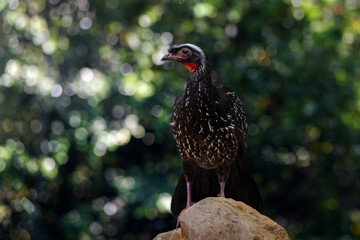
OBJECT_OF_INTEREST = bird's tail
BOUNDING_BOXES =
[170,157,263,216]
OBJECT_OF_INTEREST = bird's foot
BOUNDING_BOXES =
[176,201,195,229]
[219,181,226,197]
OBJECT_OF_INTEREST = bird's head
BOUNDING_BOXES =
[161,43,209,73]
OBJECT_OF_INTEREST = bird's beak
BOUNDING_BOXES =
[161,54,170,61]
[161,53,182,62]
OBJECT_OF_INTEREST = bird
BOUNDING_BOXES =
[161,43,263,220]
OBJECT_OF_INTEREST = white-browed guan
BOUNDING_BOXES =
[161,43,263,219]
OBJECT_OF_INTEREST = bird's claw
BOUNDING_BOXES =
[176,201,195,229]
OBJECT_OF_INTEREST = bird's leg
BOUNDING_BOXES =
[177,161,196,228]
[217,164,230,198]
[220,181,226,197]
[176,181,194,228]
[185,181,194,206]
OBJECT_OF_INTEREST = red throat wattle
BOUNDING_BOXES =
[181,62,200,73]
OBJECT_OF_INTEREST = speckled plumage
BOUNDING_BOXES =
[162,44,263,217]
[171,80,247,171]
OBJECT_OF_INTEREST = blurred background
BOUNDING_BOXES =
[0,0,359,239]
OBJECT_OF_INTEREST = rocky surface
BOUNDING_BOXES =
[154,228,183,240]
[154,197,290,240]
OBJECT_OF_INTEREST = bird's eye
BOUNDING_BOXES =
[182,49,189,54]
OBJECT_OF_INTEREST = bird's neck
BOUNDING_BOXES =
[186,62,212,85]
[184,65,213,106]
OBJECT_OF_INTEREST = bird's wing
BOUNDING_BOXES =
[213,83,247,154]
[211,83,263,213]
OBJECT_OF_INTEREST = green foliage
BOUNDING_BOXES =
[0,0,359,239]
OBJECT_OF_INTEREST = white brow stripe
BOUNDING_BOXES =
[177,43,205,58]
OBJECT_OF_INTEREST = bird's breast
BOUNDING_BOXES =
[171,103,238,168]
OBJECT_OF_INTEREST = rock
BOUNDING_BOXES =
[153,197,290,240]
[153,228,183,240]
